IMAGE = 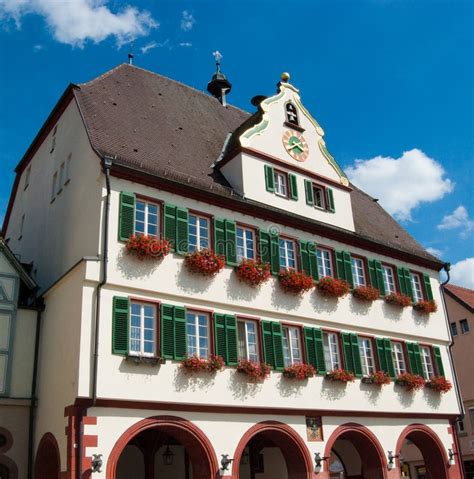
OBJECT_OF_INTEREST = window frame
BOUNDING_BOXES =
[351,255,368,288]
[237,317,261,363]
[420,344,435,379]
[312,183,327,210]
[282,324,304,366]
[279,235,298,271]
[285,101,300,127]
[51,172,58,202]
[391,340,408,376]
[410,271,424,302]
[316,246,335,278]
[450,322,458,337]
[188,210,212,253]
[460,319,470,334]
[236,224,257,262]
[134,197,161,238]
[273,168,290,198]
[358,335,376,376]
[322,330,343,371]
[129,300,158,358]
[186,309,212,359]
[381,263,398,294]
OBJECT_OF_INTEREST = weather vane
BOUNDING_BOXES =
[212,50,223,71]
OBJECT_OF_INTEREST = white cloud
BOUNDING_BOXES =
[0,0,158,47]
[33,43,43,51]
[179,42,192,47]
[346,148,454,221]
[180,10,195,31]
[140,39,170,54]
[426,247,444,258]
[449,258,474,289]
[437,206,474,238]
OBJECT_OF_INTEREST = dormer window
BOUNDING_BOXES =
[285,102,299,126]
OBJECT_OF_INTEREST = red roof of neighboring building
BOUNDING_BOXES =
[443,284,474,311]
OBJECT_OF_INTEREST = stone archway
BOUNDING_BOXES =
[34,433,61,479]
[106,415,219,479]
[323,423,388,479]
[396,424,449,479]
[232,421,313,479]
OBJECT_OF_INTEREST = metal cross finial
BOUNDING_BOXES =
[213,50,223,70]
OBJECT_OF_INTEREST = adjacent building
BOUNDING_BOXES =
[0,63,464,479]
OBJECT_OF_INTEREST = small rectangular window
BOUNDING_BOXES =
[59,162,65,189]
[134,200,160,238]
[129,302,156,357]
[460,319,470,334]
[186,311,210,358]
[351,257,366,287]
[323,332,341,371]
[457,420,465,433]
[391,342,407,376]
[317,248,333,278]
[410,272,424,302]
[279,238,296,270]
[274,171,288,197]
[282,326,302,366]
[19,214,25,240]
[24,165,31,190]
[450,322,458,337]
[420,346,434,379]
[50,136,56,153]
[358,337,376,376]
[237,319,259,362]
[65,153,72,184]
[382,265,397,294]
[236,226,255,262]
[51,172,57,201]
[188,214,210,252]
[313,185,325,209]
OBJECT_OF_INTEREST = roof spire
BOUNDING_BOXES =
[207,51,232,107]
[128,43,134,65]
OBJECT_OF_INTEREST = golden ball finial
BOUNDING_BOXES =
[281,72,290,82]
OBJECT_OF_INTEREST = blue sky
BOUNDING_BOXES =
[0,0,472,287]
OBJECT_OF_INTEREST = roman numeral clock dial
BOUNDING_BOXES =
[283,130,309,161]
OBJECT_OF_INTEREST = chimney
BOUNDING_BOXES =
[207,51,232,106]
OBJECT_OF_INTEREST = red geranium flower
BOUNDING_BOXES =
[184,249,225,277]
[235,259,271,287]
[325,368,355,383]
[384,292,412,308]
[283,363,316,380]
[396,373,425,392]
[181,355,225,373]
[125,235,171,260]
[316,277,351,298]
[278,269,314,295]
[425,376,452,394]
[413,300,438,314]
[237,360,272,381]
[352,285,380,302]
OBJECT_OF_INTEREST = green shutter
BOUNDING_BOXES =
[433,346,445,376]
[375,338,388,373]
[118,192,135,241]
[164,204,177,251]
[289,174,298,201]
[343,251,354,287]
[270,232,280,275]
[305,179,314,206]
[214,218,226,257]
[161,304,175,359]
[368,259,378,289]
[299,241,311,276]
[259,231,271,264]
[406,342,417,375]
[335,251,345,280]
[396,267,406,295]
[314,328,326,374]
[225,220,237,266]
[423,273,434,301]
[176,207,189,255]
[261,321,275,367]
[341,333,354,372]
[375,261,385,296]
[326,188,335,213]
[400,268,414,301]
[304,327,316,368]
[350,334,363,377]
[214,313,227,360]
[272,322,285,370]
[413,343,424,377]
[173,306,187,360]
[383,338,396,379]
[112,296,129,355]
[225,315,238,365]
[308,242,319,281]
[265,165,275,192]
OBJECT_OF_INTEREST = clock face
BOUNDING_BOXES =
[282,130,309,162]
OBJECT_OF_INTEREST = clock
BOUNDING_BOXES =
[282,130,309,162]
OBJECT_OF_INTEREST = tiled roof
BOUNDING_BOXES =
[74,63,441,267]
[444,284,474,311]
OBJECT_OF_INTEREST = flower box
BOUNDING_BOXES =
[181,355,225,373]
[237,360,271,381]
[278,269,314,295]
[184,249,225,277]
[316,277,350,298]
[395,373,425,392]
[235,259,271,287]
[413,300,438,314]
[362,371,391,386]
[352,285,380,302]
[283,363,316,380]
[425,376,452,394]
[384,292,412,308]
[126,355,165,366]
[325,369,355,383]
[125,235,171,260]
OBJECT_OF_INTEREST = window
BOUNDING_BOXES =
[457,420,465,433]
[24,165,31,190]
[469,408,474,430]
[358,337,376,376]
[279,238,296,270]
[19,214,25,239]
[282,326,302,366]
[420,346,434,379]
[460,319,470,334]
[134,200,159,237]
[391,342,407,376]
[450,322,458,337]
[237,319,259,362]
[50,125,57,153]
[313,185,325,209]
[188,214,210,252]
[236,226,255,261]
[65,153,72,184]
[317,248,333,278]
[323,332,341,371]
[274,170,288,197]
[285,102,299,126]
[51,172,57,201]
[187,311,210,358]
[129,302,156,357]
[58,162,65,190]
[382,265,397,294]
[351,257,367,287]
[410,272,423,302]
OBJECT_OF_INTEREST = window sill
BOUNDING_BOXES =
[284,121,305,133]
[125,355,166,366]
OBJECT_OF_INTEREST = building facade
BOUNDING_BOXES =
[443,284,474,479]
[0,63,464,479]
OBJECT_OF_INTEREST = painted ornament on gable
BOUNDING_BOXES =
[282,130,309,162]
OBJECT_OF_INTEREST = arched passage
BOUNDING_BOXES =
[396,424,448,479]
[232,421,313,479]
[106,415,219,479]
[323,423,388,479]
[34,433,60,479]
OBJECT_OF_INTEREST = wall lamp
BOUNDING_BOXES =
[91,454,103,473]
[448,448,458,466]
[314,452,328,471]
[387,451,404,469]
[221,454,233,471]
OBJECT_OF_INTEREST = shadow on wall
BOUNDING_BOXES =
[422,388,442,410]
[320,379,348,401]
[349,297,373,317]
[117,247,162,280]
[229,370,264,400]
[118,358,161,377]
[395,383,415,408]
[173,367,217,393]
[412,311,430,328]
[360,381,382,405]
[381,302,404,323]
[225,272,262,302]
[175,262,214,294]
[310,291,339,314]
[276,374,308,398]
[271,284,303,311]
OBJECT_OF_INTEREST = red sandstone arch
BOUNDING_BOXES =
[106,415,219,479]
[34,432,60,479]
[396,424,448,479]
[323,423,388,479]
[232,421,313,479]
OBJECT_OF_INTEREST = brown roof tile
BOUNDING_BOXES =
[444,284,474,310]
